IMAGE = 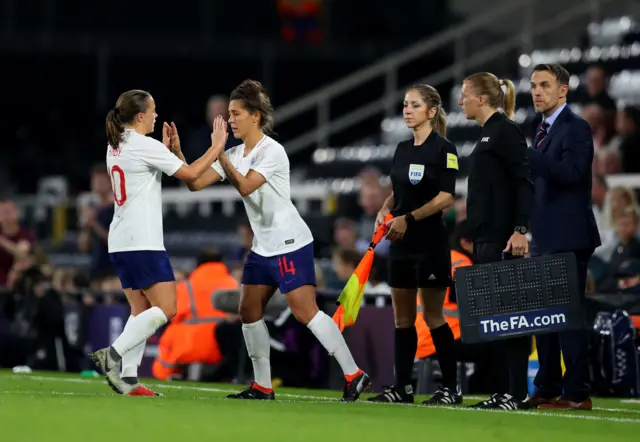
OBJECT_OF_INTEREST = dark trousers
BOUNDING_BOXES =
[533,249,593,402]
[472,241,532,401]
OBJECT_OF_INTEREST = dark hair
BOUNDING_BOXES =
[106,89,152,148]
[230,79,275,133]
[532,63,571,86]
[334,248,362,268]
[407,84,446,136]
[465,72,516,120]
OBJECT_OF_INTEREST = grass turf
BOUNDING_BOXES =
[1,371,639,441]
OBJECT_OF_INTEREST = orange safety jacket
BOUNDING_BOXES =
[415,249,472,359]
[152,262,239,380]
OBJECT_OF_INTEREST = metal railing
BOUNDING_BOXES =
[274,0,613,155]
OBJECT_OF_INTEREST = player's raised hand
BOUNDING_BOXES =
[162,122,172,149]
[170,122,182,153]
[211,115,228,152]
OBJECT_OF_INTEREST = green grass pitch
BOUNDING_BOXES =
[1,371,639,441]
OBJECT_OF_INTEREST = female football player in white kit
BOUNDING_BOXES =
[186,79,369,401]
[90,89,228,395]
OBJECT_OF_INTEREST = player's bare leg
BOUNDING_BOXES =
[286,284,370,402]
[91,282,176,394]
[227,284,277,400]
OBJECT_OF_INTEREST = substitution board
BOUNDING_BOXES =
[454,253,584,344]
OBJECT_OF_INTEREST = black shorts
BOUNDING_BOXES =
[388,249,453,289]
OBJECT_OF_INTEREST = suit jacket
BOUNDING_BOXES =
[528,106,601,255]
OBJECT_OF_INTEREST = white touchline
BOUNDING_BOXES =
[5,375,640,424]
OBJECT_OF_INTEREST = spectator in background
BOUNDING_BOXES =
[599,206,640,292]
[332,217,369,254]
[616,106,640,173]
[0,199,35,287]
[0,263,66,370]
[357,179,390,255]
[606,186,639,233]
[329,248,361,291]
[583,64,617,112]
[364,256,390,301]
[594,150,622,175]
[185,95,237,161]
[583,104,618,152]
[616,259,640,294]
[78,165,114,280]
[592,174,617,261]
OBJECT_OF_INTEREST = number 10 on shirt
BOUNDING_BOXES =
[110,165,126,206]
[278,256,296,277]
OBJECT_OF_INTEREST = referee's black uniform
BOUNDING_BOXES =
[466,111,534,405]
[384,130,460,403]
[388,134,458,287]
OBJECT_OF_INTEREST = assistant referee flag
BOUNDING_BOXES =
[332,214,393,332]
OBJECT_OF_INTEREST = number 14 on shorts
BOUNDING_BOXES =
[278,256,296,278]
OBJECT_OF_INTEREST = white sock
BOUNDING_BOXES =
[112,307,167,357]
[307,311,360,376]
[121,315,146,379]
[242,319,272,389]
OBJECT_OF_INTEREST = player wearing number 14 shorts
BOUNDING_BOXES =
[90,89,228,396]
[185,79,370,401]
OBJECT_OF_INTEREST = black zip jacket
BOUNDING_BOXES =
[466,112,534,243]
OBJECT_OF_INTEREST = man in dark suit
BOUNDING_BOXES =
[526,63,601,410]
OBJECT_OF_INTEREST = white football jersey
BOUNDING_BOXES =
[212,135,313,257]
[106,129,184,253]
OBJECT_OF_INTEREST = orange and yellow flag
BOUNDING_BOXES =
[332,214,393,332]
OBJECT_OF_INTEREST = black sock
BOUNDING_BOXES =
[505,336,531,402]
[394,326,417,393]
[431,323,458,391]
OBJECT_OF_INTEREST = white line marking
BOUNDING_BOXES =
[5,375,640,423]
[622,399,640,404]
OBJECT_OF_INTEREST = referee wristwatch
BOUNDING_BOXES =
[514,225,528,235]
[404,212,416,227]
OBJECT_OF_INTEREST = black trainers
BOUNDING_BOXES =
[227,383,275,400]
[496,394,521,410]
[469,393,503,409]
[341,371,371,402]
[421,386,463,406]
[367,385,414,404]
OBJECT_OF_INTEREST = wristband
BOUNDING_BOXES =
[404,212,416,226]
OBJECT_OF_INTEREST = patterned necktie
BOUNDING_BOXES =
[534,121,549,150]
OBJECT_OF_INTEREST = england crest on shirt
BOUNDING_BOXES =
[408,164,425,185]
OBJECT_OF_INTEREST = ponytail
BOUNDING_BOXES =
[106,107,125,149]
[433,106,447,137]
[500,78,516,120]
[105,89,152,149]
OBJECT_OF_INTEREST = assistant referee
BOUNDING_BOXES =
[367,84,461,406]
[458,72,534,410]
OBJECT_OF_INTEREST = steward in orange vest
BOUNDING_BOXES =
[153,252,239,380]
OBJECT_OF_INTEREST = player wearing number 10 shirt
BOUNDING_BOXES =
[186,79,369,401]
[90,89,228,397]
